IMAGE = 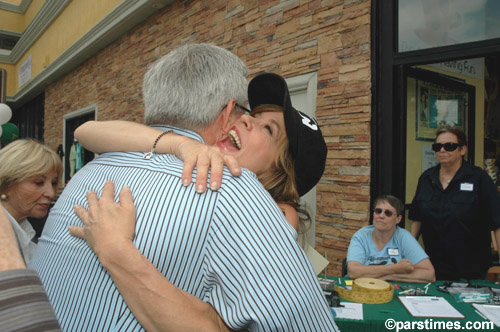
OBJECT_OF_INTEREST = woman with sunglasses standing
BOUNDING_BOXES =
[346,195,435,283]
[410,126,500,281]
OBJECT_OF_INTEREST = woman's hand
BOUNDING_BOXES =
[69,181,136,259]
[174,137,241,193]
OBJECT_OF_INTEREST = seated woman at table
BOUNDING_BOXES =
[346,195,435,283]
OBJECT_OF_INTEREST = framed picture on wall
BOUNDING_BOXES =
[416,80,468,141]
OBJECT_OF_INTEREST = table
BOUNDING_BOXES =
[331,278,500,332]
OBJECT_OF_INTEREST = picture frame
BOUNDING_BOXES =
[416,80,467,141]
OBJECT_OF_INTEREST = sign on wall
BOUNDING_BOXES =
[428,58,483,80]
[18,54,32,88]
[422,145,438,173]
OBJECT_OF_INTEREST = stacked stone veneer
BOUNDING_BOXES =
[44,0,371,276]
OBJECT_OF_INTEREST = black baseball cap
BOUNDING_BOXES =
[248,72,327,196]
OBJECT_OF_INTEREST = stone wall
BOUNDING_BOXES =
[44,0,371,276]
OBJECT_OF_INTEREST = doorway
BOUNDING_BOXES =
[63,105,96,183]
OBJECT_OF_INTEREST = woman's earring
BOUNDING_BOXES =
[0,194,7,200]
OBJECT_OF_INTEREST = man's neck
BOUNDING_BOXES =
[197,122,222,146]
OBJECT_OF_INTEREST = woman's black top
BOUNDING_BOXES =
[409,162,500,280]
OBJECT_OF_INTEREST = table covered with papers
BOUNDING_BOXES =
[327,278,500,332]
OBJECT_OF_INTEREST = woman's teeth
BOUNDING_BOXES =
[228,130,241,149]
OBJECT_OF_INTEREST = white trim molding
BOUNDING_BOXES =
[0,0,32,13]
[4,0,175,106]
[0,1,70,64]
[286,71,319,247]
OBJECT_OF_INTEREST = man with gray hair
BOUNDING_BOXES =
[30,44,338,331]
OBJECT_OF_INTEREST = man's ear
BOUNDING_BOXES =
[396,215,402,225]
[220,99,238,135]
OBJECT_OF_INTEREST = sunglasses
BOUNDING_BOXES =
[431,142,462,152]
[374,208,395,217]
[236,103,251,113]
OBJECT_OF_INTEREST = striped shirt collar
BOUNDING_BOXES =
[149,124,206,144]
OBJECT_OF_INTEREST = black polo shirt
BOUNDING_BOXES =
[409,162,500,280]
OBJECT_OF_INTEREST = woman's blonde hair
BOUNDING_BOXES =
[252,105,311,234]
[0,139,63,193]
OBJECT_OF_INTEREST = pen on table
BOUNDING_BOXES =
[423,282,431,294]
[475,310,488,320]
[399,289,413,295]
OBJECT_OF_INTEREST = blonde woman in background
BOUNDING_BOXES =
[0,139,62,263]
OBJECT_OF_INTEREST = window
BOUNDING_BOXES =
[398,0,500,52]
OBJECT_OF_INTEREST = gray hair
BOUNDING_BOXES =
[143,43,248,129]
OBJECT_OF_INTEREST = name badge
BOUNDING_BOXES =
[388,248,399,256]
[460,183,473,191]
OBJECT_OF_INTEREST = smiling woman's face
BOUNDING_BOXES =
[217,111,286,177]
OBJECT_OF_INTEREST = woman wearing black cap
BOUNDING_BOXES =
[74,73,326,235]
[70,74,330,331]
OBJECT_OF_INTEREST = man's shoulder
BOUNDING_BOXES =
[218,168,268,196]
[217,167,277,210]
[215,168,292,230]
[93,151,184,171]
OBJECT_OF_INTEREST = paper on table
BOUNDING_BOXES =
[303,243,329,275]
[472,304,500,327]
[331,302,363,320]
[398,296,464,318]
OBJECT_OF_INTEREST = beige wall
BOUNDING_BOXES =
[23,0,44,29]
[0,0,45,33]
[1,0,121,95]
[43,0,372,276]
[0,8,25,33]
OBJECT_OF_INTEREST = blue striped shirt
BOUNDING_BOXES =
[29,126,339,332]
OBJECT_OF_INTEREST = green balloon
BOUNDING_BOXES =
[1,123,19,143]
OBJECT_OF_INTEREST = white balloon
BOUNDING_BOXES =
[0,104,12,125]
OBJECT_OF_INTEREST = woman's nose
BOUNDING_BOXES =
[241,114,254,130]
[45,184,56,199]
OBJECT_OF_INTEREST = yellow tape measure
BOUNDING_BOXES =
[334,278,394,304]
